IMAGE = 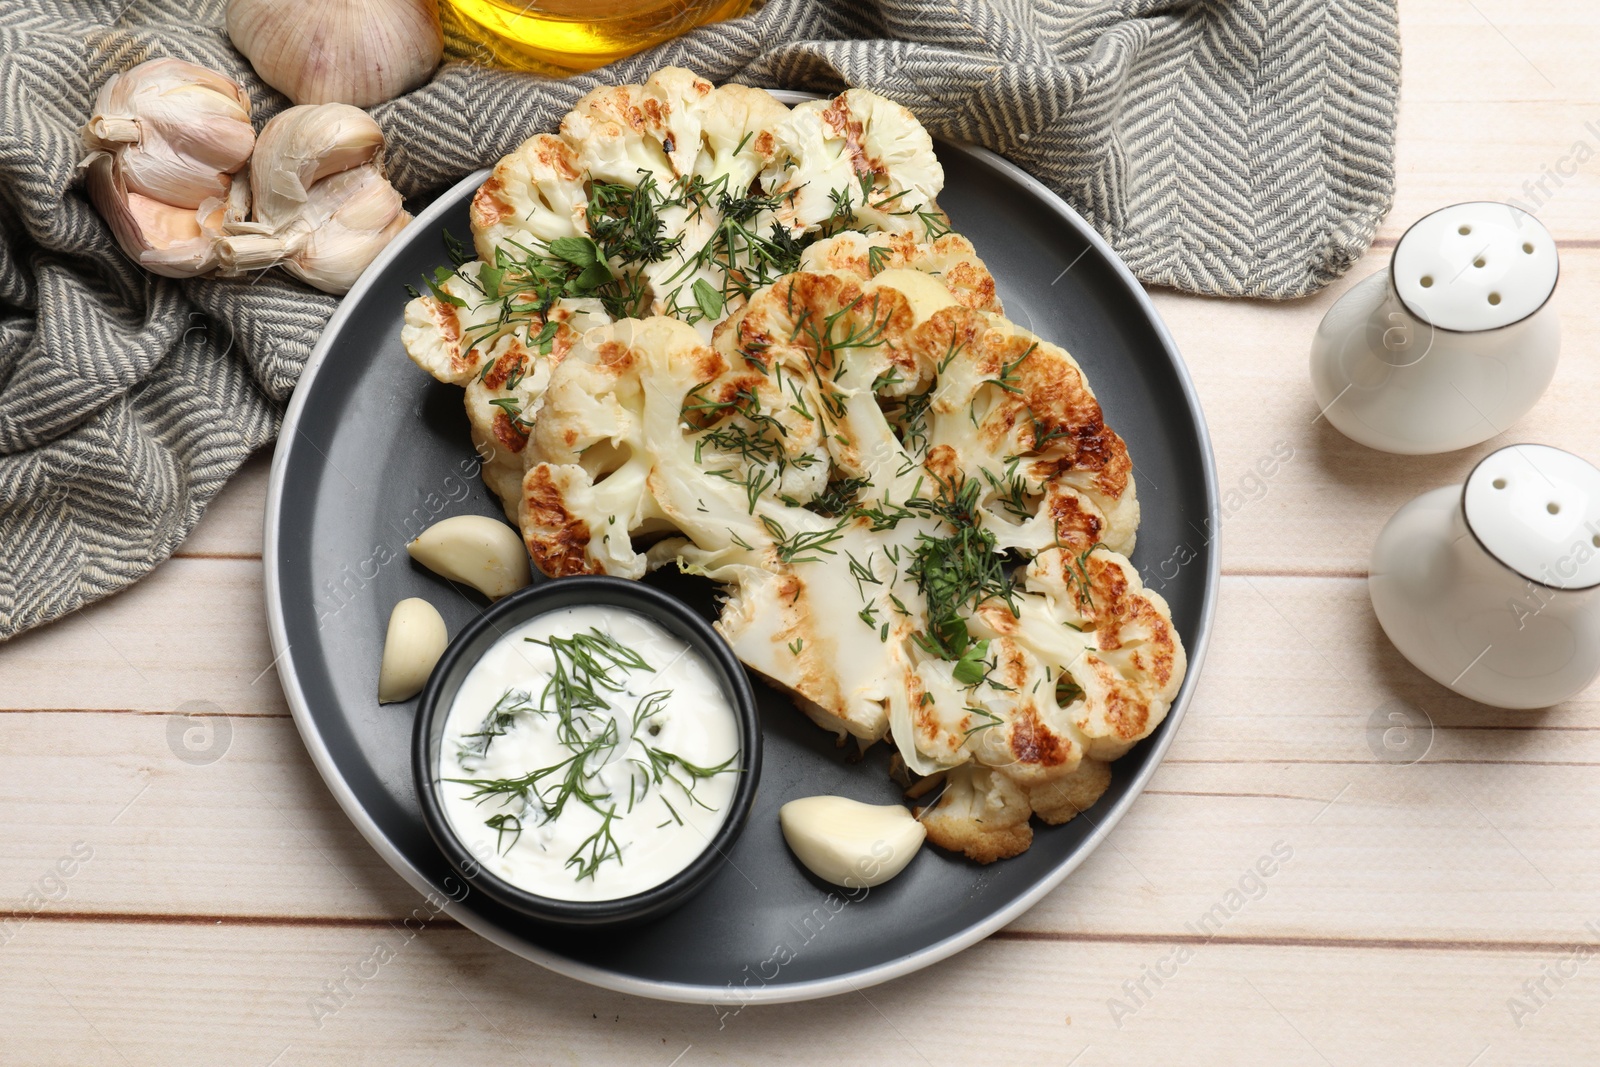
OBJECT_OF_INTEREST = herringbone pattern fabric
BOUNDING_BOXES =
[0,0,1399,639]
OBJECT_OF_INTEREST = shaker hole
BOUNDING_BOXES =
[1459,224,1473,235]
[1474,257,1487,268]
[1488,292,1503,306]
[1420,275,1434,288]
[1523,242,1536,254]
[1493,478,1508,489]
[1548,502,1562,515]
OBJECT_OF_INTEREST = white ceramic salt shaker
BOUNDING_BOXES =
[1370,444,1600,709]
[1310,202,1560,454]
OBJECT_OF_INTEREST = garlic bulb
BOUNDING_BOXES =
[81,58,255,208]
[227,0,443,108]
[218,103,411,294]
[80,58,255,278]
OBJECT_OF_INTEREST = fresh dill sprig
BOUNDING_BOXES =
[1056,674,1086,707]
[962,705,1004,737]
[760,514,850,565]
[457,688,533,763]
[979,458,1034,521]
[586,174,680,267]
[907,476,1019,659]
[524,627,651,742]
[567,806,622,881]
[809,476,869,518]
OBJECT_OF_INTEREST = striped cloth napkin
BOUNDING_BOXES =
[0,0,1400,638]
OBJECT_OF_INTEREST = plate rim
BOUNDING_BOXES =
[264,125,1220,1006]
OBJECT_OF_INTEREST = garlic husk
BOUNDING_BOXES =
[84,150,249,278]
[227,0,443,108]
[378,597,449,704]
[217,103,411,294]
[81,58,254,209]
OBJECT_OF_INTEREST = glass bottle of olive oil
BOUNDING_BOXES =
[444,0,754,75]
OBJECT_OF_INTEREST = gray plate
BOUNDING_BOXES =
[264,110,1219,1004]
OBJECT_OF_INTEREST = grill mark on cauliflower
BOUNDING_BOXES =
[941,258,997,310]
[1009,706,1073,767]
[1047,491,1105,553]
[479,340,525,390]
[924,444,959,485]
[521,464,594,577]
[821,97,880,179]
[492,411,529,453]
[471,175,514,230]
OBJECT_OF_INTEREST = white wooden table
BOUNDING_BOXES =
[6,3,1599,1062]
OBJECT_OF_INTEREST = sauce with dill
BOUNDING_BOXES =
[437,606,739,901]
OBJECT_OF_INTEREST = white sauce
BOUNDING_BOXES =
[438,606,740,901]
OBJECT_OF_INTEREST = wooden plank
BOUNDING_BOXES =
[1404,0,1600,88]
[0,707,418,921]
[5,574,1598,945]
[0,558,284,716]
[176,448,269,560]
[3,922,1595,1065]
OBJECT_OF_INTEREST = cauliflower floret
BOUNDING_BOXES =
[916,765,1033,864]
[1016,547,1186,760]
[764,89,943,235]
[469,134,586,264]
[560,82,677,190]
[801,231,1003,316]
[399,260,509,385]
[453,298,608,517]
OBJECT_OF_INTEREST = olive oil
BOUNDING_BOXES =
[444,0,753,75]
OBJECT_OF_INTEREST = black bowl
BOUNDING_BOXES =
[412,576,763,927]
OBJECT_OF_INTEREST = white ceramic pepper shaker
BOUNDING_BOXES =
[1370,444,1600,709]
[1310,202,1560,454]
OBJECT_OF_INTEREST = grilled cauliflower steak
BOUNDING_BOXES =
[512,264,1184,864]
[400,69,1186,865]
[403,68,952,524]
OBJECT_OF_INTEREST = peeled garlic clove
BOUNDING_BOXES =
[779,796,926,889]
[407,515,532,599]
[378,597,449,703]
[81,58,254,209]
[228,0,442,108]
